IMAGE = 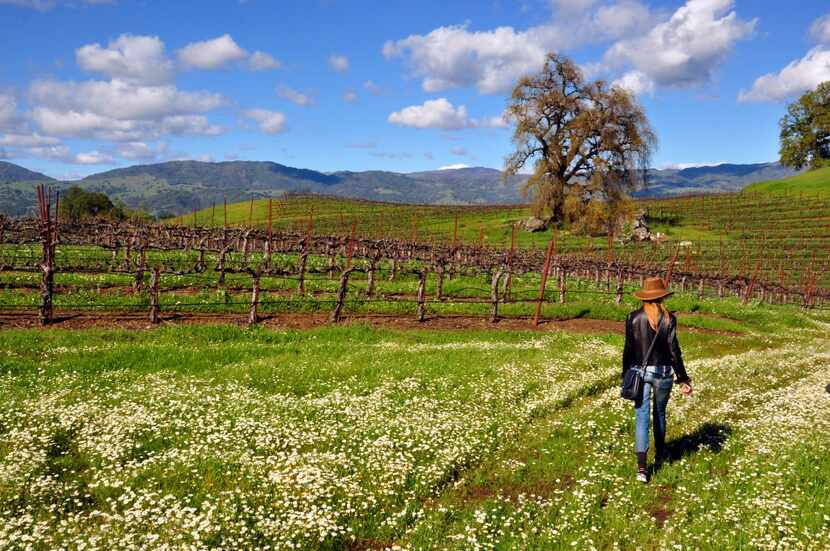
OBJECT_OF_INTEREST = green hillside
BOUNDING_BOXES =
[742,166,830,194]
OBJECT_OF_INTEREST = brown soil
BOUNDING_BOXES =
[647,484,674,528]
[459,473,575,505]
[347,539,395,551]
[0,310,742,335]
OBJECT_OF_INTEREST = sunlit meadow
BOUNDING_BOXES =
[0,302,829,549]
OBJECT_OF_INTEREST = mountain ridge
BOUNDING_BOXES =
[0,159,800,217]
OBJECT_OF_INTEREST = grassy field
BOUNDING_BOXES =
[1,296,829,549]
[743,166,830,194]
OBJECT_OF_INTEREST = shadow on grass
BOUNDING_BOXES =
[658,422,732,472]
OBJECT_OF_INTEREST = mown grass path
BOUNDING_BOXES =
[0,307,828,549]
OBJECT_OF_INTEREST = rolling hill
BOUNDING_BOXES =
[0,161,55,183]
[0,159,803,218]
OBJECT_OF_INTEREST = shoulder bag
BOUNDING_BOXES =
[621,312,663,401]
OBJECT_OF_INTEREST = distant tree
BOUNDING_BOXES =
[779,81,830,170]
[504,53,656,225]
[59,186,115,222]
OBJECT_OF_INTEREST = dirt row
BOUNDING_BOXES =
[0,310,741,336]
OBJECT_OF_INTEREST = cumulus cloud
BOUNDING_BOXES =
[388,98,510,130]
[76,34,173,85]
[177,34,247,69]
[0,91,18,129]
[738,47,830,102]
[248,50,281,70]
[116,141,167,161]
[343,90,358,102]
[276,85,313,106]
[328,54,349,72]
[383,1,652,94]
[604,0,756,91]
[438,163,469,170]
[243,109,287,134]
[612,70,655,95]
[0,132,60,147]
[450,145,468,156]
[388,98,470,129]
[811,14,830,44]
[74,150,113,164]
[28,78,225,140]
[383,25,549,94]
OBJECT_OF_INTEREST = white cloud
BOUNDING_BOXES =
[243,109,287,134]
[389,98,470,129]
[343,90,358,102]
[383,1,652,94]
[811,14,830,44]
[159,115,223,136]
[328,54,349,72]
[438,163,469,170]
[0,132,60,147]
[29,79,225,140]
[248,50,281,71]
[604,0,756,89]
[116,141,167,160]
[30,79,224,120]
[388,98,510,130]
[24,144,71,160]
[76,34,173,85]
[450,145,468,156]
[384,24,549,94]
[74,150,113,164]
[276,85,312,106]
[177,34,247,69]
[738,47,830,102]
[0,91,17,129]
[612,70,655,95]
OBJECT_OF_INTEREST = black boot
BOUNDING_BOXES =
[654,443,667,469]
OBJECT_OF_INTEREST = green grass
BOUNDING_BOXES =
[1,295,829,548]
[743,166,830,194]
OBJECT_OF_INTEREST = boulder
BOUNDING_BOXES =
[523,216,549,232]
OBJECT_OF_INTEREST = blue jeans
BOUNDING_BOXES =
[634,367,674,454]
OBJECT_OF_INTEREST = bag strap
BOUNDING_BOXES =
[643,312,664,367]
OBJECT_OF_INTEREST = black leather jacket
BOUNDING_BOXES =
[622,308,690,384]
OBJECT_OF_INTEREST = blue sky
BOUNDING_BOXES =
[1,0,829,179]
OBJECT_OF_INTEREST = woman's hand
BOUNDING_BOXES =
[680,383,693,396]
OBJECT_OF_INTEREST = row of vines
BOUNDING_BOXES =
[0,188,824,326]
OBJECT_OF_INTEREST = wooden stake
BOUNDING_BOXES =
[416,269,427,322]
[534,231,556,326]
[491,269,504,322]
[329,267,354,323]
[149,267,160,324]
[248,270,260,325]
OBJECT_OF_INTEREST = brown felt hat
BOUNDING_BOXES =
[633,277,674,301]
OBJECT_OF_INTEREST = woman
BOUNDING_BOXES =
[622,277,693,483]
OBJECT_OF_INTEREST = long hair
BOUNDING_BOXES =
[642,298,669,331]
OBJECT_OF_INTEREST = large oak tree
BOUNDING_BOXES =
[779,81,830,171]
[504,54,655,225]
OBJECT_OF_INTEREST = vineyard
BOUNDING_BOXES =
[1,179,827,330]
[2,169,827,328]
